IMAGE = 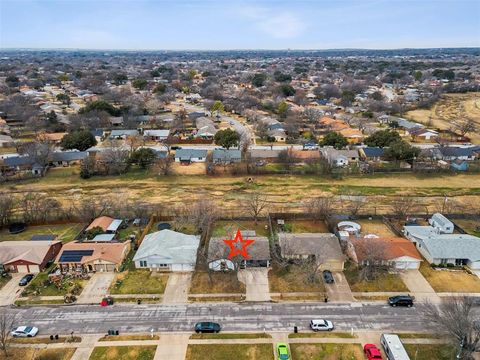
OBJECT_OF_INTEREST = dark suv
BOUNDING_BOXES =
[194,322,221,333]
[19,274,34,286]
[323,270,334,284]
[388,295,414,307]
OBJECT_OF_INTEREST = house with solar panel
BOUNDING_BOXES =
[56,241,131,272]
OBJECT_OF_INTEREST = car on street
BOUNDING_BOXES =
[323,270,334,284]
[276,343,291,360]
[18,274,34,286]
[310,319,334,331]
[11,326,39,337]
[194,322,221,333]
[364,344,383,359]
[388,295,414,307]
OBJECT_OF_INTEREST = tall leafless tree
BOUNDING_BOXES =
[0,194,15,227]
[390,196,418,219]
[244,192,268,224]
[304,196,334,221]
[0,309,16,357]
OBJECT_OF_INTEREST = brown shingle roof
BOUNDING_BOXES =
[86,216,114,232]
[0,241,61,265]
[352,237,421,262]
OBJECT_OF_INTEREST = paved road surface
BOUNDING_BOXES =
[9,302,436,335]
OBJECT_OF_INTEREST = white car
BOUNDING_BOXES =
[310,319,334,331]
[11,326,39,337]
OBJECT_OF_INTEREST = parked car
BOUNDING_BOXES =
[194,322,221,333]
[364,344,383,360]
[11,326,39,337]
[388,295,414,307]
[276,343,291,360]
[323,270,334,284]
[19,274,34,286]
[310,319,334,331]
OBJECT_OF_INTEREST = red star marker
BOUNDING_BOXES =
[223,229,255,260]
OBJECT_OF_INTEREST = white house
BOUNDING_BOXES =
[174,149,208,163]
[428,213,454,234]
[143,129,170,142]
[133,230,200,271]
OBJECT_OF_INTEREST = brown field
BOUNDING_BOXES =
[406,92,480,143]
[357,219,396,237]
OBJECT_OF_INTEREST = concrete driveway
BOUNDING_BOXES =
[0,273,24,306]
[400,270,440,303]
[77,273,115,304]
[238,268,270,301]
[163,273,191,304]
[325,272,354,302]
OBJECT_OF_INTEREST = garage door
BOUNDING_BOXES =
[395,261,419,270]
[16,265,29,273]
[29,265,40,273]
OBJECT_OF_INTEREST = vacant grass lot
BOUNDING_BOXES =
[344,263,408,292]
[404,344,456,360]
[189,271,245,294]
[0,347,76,360]
[419,262,480,293]
[110,270,168,295]
[0,223,85,242]
[289,343,364,360]
[212,220,270,237]
[185,344,274,360]
[89,346,156,360]
[269,264,325,293]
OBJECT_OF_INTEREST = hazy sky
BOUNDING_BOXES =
[0,0,479,50]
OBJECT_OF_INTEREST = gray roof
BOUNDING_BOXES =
[133,230,200,264]
[175,148,207,160]
[110,129,138,137]
[31,234,57,241]
[212,149,241,161]
[3,156,34,167]
[249,149,282,159]
[440,146,476,158]
[278,233,345,264]
[106,219,122,232]
[430,213,453,229]
[51,151,87,162]
[144,129,170,138]
[208,236,271,261]
[404,226,480,260]
[90,234,116,242]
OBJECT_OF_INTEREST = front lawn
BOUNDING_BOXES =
[22,267,87,297]
[404,344,456,360]
[344,262,408,292]
[185,344,274,360]
[189,271,245,294]
[1,347,76,360]
[269,264,325,293]
[419,262,480,292]
[190,333,271,339]
[0,223,85,243]
[289,343,364,360]
[109,270,168,294]
[89,346,157,360]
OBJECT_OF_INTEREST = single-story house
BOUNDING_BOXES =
[248,149,283,163]
[109,129,139,139]
[49,151,87,167]
[212,149,242,164]
[0,155,45,176]
[143,129,170,141]
[133,230,200,271]
[0,241,62,273]
[408,128,438,141]
[85,216,122,234]
[195,117,217,139]
[278,233,346,271]
[349,237,422,270]
[320,148,359,167]
[359,147,386,161]
[439,146,477,161]
[56,241,131,272]
[174,149,208,163]
[109,117,124,127]
[268,129,287,142]
[207,234,271,271]
[428,213,454,234]
[338,128,364,144]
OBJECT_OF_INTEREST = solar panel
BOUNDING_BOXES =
[59,250,94,262]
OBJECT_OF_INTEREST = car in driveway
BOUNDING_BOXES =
[194,322,221,333]
[276,343,290,360]
[310,319,334,331]
[388,295,414,307]
[11,326,39,337]
[18,274,34,286]
[364,344,383,359]
[323,270,334,284]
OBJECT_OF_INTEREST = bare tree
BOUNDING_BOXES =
[305,196,334,221]
[303,108,322,124]
[0,193,15,227]
[0,309,16,357]
[352,238,391,282]
[340,192,366,218]
[21,192,62,224]
[154,157,174,176]
[390,196,418,219]
[277,148,296,172]
[423,296,480,359]
[125,134,144,153]
[243,192,268,224]
[452,118,477,137]
[98,140,129,175]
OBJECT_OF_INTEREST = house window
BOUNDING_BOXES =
[139,260,148,267]
[158,263,168,268]
[440,259,448,265]
[198,157,203,160]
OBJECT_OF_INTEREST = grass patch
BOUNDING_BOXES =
[190,333,271,340]
[188,296,243,302]
[212,220,270,237]
[271,294,324,301]
[22,266,87,297]
[289,332,356,339]
[344,262,408,292]
[404,344,456,360]
[290,343,364,360]
[269,264,325,293]
[190,271,245,294]
[11,336,81,344]
[89,346,157,360]
[353,295,390,301]
[280,220,329,233]
[1,347,76,360]
[14,299,66,306]
[0,223,85,243]
[419,262,480,293]
[398,333,444,339]
[109,270,168,295]
[98,334,159,341]
[185,344,274,360]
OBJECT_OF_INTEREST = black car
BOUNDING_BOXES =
[194,322,221,333]
[19,274,34,286]
[388,295,414,307]
[323,270,334,284]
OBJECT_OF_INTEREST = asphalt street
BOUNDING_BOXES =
[9,302,435,335]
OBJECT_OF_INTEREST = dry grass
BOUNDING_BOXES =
[344,263,408,292]
[212,220,270,237]
[289,332,356,339]
[289,343,364,360]
[190,333,271,340]
[188,295,244,302]
[109,270,168,295]
[11,336,81,344]
[454,219,480,237]
[98,334,159,341]
[271,294,324,302]
[419,262,480,292]
[0,347,76,360]
[404,344,456,360]
[189,271,246,294]
[356,219,396,237]
[0,223,85,242]
[171,162,206,175]
[89,346,157,360]
[268,265,325,293]
[282,220,330,233]
[185,344,274,360]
